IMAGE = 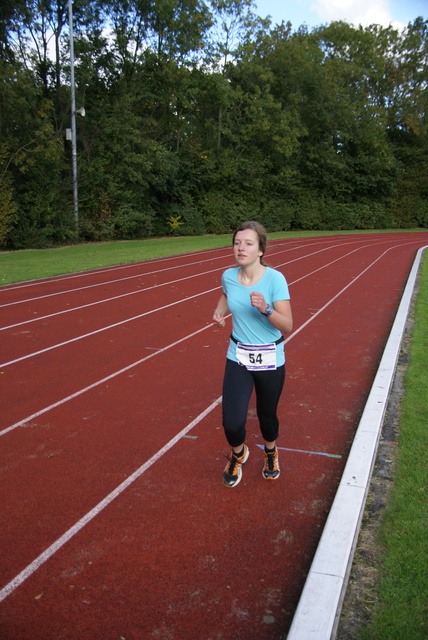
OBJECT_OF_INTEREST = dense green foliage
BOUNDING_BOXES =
[0,1,427,248]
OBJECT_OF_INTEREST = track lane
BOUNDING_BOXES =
[1,232,428,640]
[0,236,423,457]
[0,236,401,370]
[0,236,367,324]
[0,238,411,429]
[0,423,331,640]
[0,246,232,298]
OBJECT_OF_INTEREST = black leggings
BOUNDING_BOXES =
[222,359,286,448]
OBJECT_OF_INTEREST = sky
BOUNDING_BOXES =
[253,0,427,32]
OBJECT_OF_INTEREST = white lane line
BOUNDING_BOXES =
[0,251,232,309]
[256,444,342,459]
[0,321,216,437]
[283,244,413,343]
[0,267,225,331]
[0,397,222,604]
[0,285,220,368]
[0,237,355,319]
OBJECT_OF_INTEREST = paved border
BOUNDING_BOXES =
[286,245,428,640]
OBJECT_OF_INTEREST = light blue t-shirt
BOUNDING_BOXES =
[222,266,290,366]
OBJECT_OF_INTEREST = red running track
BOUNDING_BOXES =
[1,231,427,640]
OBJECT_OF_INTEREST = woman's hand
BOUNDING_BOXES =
[213,293,228,328]
[250,291,267,314]
[213,312,226,328]
[251,292,293,334]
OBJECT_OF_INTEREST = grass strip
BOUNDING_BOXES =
[0,236,230,286]
[361,252,428,639]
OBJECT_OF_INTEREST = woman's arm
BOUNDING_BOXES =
[213,293,229,328]
[268,299,293,334]
[250,292,293,334]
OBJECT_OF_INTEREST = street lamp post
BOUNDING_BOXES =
[68,0,79,237]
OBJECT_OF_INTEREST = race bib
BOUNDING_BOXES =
[236,341,277,370]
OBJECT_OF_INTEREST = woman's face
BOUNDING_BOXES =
[233,229,263,267]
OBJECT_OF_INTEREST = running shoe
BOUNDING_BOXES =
[223,445,249,487]
[262,446,280,480]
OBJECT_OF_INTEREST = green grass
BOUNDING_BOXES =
[361,252,428,640]
[0,228,423,286]
[0,236,231,286]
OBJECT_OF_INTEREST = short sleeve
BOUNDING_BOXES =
[272,270,290,302]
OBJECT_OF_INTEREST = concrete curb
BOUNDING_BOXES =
[286,245,428,640]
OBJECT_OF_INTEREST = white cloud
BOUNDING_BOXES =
[311,0,401,28]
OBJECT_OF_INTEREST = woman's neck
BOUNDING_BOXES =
[238,263,266,286]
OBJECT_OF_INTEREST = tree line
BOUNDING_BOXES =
[0,1,427,248]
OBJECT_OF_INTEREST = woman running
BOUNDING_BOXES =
[213,221,293,487]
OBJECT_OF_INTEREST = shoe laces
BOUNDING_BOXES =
[265,449,278,471]
[226,451,241,476]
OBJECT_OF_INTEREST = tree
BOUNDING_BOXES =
[205,0,268,149]
[387,18,428,226]
[1,2,427,246]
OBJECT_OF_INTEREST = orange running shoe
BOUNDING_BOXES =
[223,445,249,487]
[262,446,280,480]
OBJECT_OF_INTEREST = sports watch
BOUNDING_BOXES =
[262,304,273,316]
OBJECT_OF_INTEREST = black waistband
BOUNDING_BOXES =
[230,334,284,345]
